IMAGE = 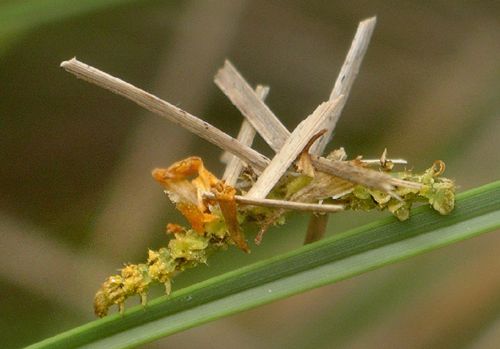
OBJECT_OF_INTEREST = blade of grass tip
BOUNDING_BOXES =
[25,181,500,349]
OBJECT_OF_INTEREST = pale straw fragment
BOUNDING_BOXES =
[60,58,270,171]
[203,192,343,213]
[311,16,377,155]
[305,16,377,243]
[215,60,289,152]
[222,85,269,185]
[245,97,344,200]
[311,155,422,191]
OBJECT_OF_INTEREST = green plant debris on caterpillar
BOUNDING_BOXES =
[341,160,455,220]
[94,152,455,317]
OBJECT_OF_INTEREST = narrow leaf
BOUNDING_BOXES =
[26,181,500,349]
[0,0,141,35]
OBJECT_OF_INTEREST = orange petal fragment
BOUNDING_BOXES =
[214,183,249,253]
[153,157,224,234]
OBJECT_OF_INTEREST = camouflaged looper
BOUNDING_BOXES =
[94,153,455,317]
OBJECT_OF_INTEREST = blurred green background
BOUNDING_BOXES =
[1,1,499,348]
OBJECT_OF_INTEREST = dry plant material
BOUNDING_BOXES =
[245,98,343,200]
[222,84,269,185]
[62,17,456,317]
[93,154,455,317]
[60,58,270,172]
[215,60,289,152]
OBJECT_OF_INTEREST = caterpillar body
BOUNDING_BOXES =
[94,152,455,317]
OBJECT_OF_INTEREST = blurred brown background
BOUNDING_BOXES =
[1,1,499,348]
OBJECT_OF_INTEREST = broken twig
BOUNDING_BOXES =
[311,16,377,155]
[222,85,269,185]
[246,97,344,199]
[306,16,376,242]
[215,60,289,152]
[60,58,270,171]
[203,192,343,213]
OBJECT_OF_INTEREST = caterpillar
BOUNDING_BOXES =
[94,151,455,317]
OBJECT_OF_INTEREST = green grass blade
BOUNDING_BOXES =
[26,181,500,349]
[0,0,143,54]
[0,0,141,34]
